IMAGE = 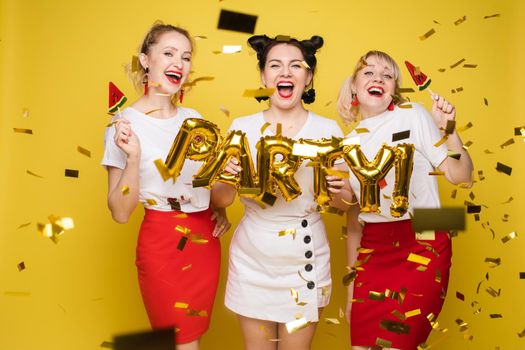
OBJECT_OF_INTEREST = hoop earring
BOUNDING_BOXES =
[142,67,149,96]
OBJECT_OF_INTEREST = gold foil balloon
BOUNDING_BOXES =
[294,137,345,208]
[256,135,303,205]
[163,118,220,182]
[343,144,397,213]
[192,130,259,194]
[390,143,415,217]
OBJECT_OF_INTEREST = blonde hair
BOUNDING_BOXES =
[125,21,194,100]
[337,50,407,124]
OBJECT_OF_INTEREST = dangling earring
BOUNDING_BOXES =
[387,100,395,111]
[142,67,149,95]
[179,89,184,104]
[301,80,316,104]
[351,93,359,107]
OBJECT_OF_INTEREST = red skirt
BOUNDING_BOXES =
[350,220,451,350]
[136,208,221,344]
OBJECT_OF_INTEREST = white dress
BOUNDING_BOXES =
[224,111,343,323]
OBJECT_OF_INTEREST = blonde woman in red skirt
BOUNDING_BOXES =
[337,51,473,350]
[102,23,230,350]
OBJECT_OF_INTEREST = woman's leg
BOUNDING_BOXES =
[238,315,278,350]
[176,339,199,350]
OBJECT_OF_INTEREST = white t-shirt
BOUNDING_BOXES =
[229,111,344,222]
[101,107,210,212]
[345,103,448,223]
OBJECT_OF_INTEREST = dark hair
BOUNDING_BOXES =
[247,34,323,103]
[247,34,324,73]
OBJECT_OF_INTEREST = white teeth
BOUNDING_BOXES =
[368,87,383,93]
[166,72,182,80]
[277,82,294,88]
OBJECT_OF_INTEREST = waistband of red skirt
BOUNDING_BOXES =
[143,207,212,221]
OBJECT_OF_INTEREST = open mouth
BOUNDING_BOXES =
[367,86,384,97]
[277,81,294,98]
[165,71,182,85]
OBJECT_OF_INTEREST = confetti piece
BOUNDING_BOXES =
[17,222,31,229]
[177,237,188,250]
[325,318,340,325]
[376,337,392,348]
[174,302,189,309]
[484,14,501,19]
[514,126,525,136]
[217,9,257,34]
[17,262,26,271]
[518,328,525,337]
[408,253,431,266]
[419,28,436,40]
[463,64,477,68]
[520,273,525,279]
[428,170,445,176]
[462,140,473,149]
[434,135,448,147]
[438,68,446,72]
[260,122,271,134]
[451,87,464,93]
[131,55,139,73]
[398,103,413,109]
[501,197,513,204]
[398,88,415,93]
[484,98,489,106]
[486,286,501,297]
[500,138,515,148]
[100,341,114,348]
[490,314,502,318]
[392,130,411,142]
[369,291,386,301]
[467,205,481,213]
[22,108,30,118]
[412,207,465,231]
[355,128,370,134]
[444,120,456,135]
[380,319,410,334]
[478,170,485,181]
[447,151,461,160]
[194,35,207,40]
[174,213,188,219]
[300,60,311,70]
[450,58,466,69]
[454,16,467,25]
[77,146,91,157]
[121,185,129,195]
[219,105,230,117]
[405,309,421,318]
[501,231,517,243]
[186,309,208,317]
[285,317,309,334]
[502,214,509,222]
[495,162,512,176]
[275,35,291,42]
[144,108,162,115]
[13,128,33,134]
[456,291,465,301]
[451,189,457,199]
[485,257,501,267]
[26,170,44,178]
[484,149,493,154]
[64,169,79,178]
[243,88,275,98]
[342,270,357,286]
[182,264,192,271]
[154,93,170,96]
[145,199,157,205]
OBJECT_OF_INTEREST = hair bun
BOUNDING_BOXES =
[309,35,324,50]
[247,35,272,58]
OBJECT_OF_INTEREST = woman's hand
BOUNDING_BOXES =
[114,119,141,159]
[211,207,231,237]
[345,283,354,324]
[430,93,456,134]
[326,174,345,194]
[223,156,242,175]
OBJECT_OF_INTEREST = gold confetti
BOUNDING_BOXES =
[194,35,207,40]
[182,264,192,271]
[484,98,489,106]
[100,341,114,348]
[490,314,502,319]
[77,146,91,157]
[428,170,445,176]
[279,228,296,239]
[398,88,415,93]
[300,60,311,70]
[392,309,406,321]
[463,64,477,68]
[380,319,410,334]
[174,302,189,309]
[154,93,170,96]
[145,199,157,205]
[145,108,162,115]
[285,317,309,334]
[451,87,464,93]
[407,253,431,266]
[485,257,501,267]
[219,105,230,117]
[121,185,130,195]
[438,68,446,72]
[496,162,512,175]
[244,88,275,98]
[355,128,369,134]
[260,122,271,134]
[484,14,501,19]
[501,231,517,243]
[500,138,515,148]
[17,262,26,271]
[457,122,473,132]
[106,121,118,127]
[447,151,461,160]
[450,59,466,69]
[416,266,428,272]
[342,270,357,286]
[484,149,493,154]
[26,170,44,178]
[502,214,509,222]
[4,291,31,297]
[65,169,79,178]
[501,197,513,204]
[369,291,386,301]
[434,135,448,147]
[186,309,208,317]
[419,28,436,40]
[17,222,31,229]
[518,328,525,337]
[325,318,340,325]
[215,45,242,54]
[462,140,473,150]
[454,15,467,25]
[486,286,501,297]
[376,337,392,348]
[13,128,33,134]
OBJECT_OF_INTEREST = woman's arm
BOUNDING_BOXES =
[327,163,354,210]
[430,94,474,186]
[210,157,241,208]
[345,201,363,323]
[107,119,141,223]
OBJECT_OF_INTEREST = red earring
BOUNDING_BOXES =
[142,67,149,96]
[387,100,395,111]
[179,89,184,104]
[351,94,359,107]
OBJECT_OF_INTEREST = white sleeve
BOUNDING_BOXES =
[101,117,127,169]
[414,104,448,168]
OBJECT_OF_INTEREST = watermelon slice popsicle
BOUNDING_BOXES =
[108,81,127,118]
[404,60,434,95]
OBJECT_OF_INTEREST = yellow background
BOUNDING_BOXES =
[1,0,524,349]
